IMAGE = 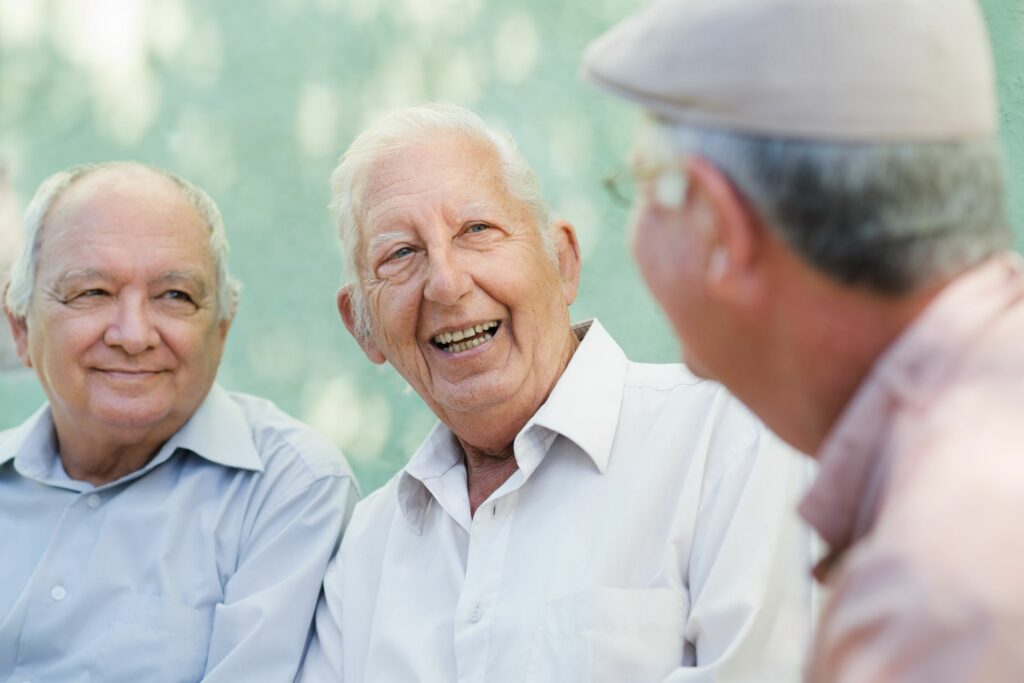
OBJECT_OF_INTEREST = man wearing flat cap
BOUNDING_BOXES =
[0,161,356,682]
[584,0,1024,680]
[299,103,813,682]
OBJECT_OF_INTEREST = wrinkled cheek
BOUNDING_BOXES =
[630,213,678,306]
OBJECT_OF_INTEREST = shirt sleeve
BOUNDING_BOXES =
[294,554,345,683]
[665,405,817,682]
[806,442,1024,683]
[200,472,357,683]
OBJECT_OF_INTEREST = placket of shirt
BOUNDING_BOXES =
[7,478,114,681]
[452,427,548,683]
[6,452,170,682]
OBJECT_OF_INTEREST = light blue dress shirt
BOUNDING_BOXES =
[0,384,357,683]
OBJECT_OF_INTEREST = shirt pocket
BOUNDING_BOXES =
[525,587,688,683]
[88,593,213,683]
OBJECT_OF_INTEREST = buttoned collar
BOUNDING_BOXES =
[0,384,263,490]
[397,318,629,533]
[799,253,1024,577]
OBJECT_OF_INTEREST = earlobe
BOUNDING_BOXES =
[687,158,759,299]
[337,286,387,365]
[3,303,32,369]
[551,221,582,305]
[708,247,728,283]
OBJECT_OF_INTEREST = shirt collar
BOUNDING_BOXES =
[0,403,57,473]
[168,384,264,472]
[800,253,1024,574]
[527,319,628,475]
[0,384,263,483]
[396,318,629,532]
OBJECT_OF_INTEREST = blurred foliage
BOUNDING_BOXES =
[1,0,1022,492]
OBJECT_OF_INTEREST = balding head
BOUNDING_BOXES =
[5,162,239,322]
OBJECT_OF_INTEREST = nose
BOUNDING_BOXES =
[422,246,473,306]
[103,296,160,355]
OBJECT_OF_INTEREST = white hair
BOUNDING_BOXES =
[647,121,1012,294]
[4,161,241,321]
[330,103,554,338]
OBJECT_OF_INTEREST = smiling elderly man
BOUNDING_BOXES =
[0,162,356,682]
[299,104,813,682]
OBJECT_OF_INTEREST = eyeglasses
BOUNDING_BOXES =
[602,163,688,210]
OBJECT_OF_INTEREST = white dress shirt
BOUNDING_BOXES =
[0,384,357,683]
[301,320,813,683]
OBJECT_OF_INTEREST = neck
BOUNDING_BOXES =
[449,325,580,515]
[52,418,176,486]
[458,440,519,516]
[738,266,947,456]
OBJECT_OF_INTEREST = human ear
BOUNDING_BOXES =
[685,157,760,298]
[337,285,386,365]
[2,287,32,368]
[550,220,581,305]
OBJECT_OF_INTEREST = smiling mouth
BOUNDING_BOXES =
[431,321,500,354]
[97,369,162,377]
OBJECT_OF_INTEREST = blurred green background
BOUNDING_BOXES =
[1,0,1022,492]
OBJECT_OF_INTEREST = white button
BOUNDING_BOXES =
[86,494,101,509]
[468,603,482,623]
[51,585,66,601]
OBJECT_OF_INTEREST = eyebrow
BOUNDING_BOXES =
[53,268,113,291]
[152,270,209,297]
[366,231,412,254]
[52,269,209,296]
[456,201,500,220]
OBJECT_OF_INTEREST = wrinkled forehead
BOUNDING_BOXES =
[38,167,215,272]
[356,135,520,238]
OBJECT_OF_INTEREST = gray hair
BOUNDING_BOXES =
[651,123,1012,294]
[5,161,240,321]
[330,103,554,338]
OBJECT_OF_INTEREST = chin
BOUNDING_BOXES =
[89,397,178,431]
[679,347,714,381]
[434,380,516,417]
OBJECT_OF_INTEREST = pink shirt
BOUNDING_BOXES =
[800,253,1024,683]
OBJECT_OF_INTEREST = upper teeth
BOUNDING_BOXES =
[433,321,498,346]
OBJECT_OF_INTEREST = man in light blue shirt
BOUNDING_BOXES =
[0,161,357,682]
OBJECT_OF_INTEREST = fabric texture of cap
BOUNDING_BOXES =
[582,0,998,142]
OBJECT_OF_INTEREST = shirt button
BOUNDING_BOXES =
[468,603,482,623]
[51,585,66,601]
[86,494,101,509]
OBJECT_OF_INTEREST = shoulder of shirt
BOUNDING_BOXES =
[336,471,403,553]
[623,361,771,460]
[223,390,354,485]
[621,358,718,396]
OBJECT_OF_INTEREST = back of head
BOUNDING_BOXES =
[584,0,1012,293]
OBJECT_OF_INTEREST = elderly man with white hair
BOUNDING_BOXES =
[299,103,813,682]
[584,0,1024,680]
[0,161,356,682]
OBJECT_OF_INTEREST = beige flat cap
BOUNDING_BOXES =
[582,0,998,141]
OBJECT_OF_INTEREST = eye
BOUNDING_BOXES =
[465,223,490,234]
[64,288,109,303]
[160,290,195,304]
[386,246,415,262]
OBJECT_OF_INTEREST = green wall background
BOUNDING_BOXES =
[1,0,1022,492]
